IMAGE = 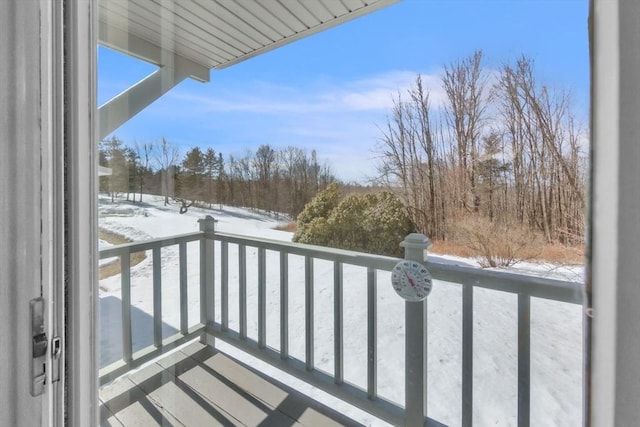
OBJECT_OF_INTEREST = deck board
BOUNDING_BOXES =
[100,341,364,426]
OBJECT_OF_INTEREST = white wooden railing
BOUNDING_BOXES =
[99,216,583,426]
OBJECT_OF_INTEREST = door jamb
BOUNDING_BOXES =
[64,0,99,425]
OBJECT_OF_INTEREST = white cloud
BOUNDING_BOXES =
[341,89,397,111]
[165,69,444,115]
[111,69,450,182]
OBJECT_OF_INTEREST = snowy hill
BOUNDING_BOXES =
[99,195,584,426]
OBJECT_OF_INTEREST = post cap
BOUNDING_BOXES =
[399,233,432,250]
[198,215,217,232]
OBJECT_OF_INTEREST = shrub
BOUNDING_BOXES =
[293,217,331,246]
[452,216,542,267]
[294,187,414,257]
[296,182,340,228]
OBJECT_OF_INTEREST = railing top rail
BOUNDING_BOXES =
[214,231,400,270]
[98,229,583,305]
[213,231,584,305]
[99,231,203,259]
[427,261,583,305]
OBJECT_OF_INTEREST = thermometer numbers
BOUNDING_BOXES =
[391,260,432,302]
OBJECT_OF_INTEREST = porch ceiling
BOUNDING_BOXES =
[98,0,400,80]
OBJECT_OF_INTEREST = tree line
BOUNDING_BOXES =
[99,137,335,218]
[100,50,586,250]
[375,51,586,246]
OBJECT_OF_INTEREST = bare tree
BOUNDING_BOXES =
[134,142,153,202]
[375,52,587,249]
[496,56,586,243]
[442,50,488,213]
[154,137,180,206]
[376,77,445,239]
[254,144,276,211]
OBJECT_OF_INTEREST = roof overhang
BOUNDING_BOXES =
[97,0,400,140]
[98,0,400,74]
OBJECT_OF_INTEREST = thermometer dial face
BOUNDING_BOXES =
[391,260,432,302]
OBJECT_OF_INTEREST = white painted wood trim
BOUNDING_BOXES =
[0,0,50,424]
[65,0,99,425]
[98,22,210,82]
[590,0,640,425]
[41,0,66,424]
[98,65,192,140]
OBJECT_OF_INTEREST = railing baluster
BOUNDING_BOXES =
[200,238,206,328]
[462,283,473,427]
[239,244,247,339]
[518,293,531,427]
[121,253,132,363]
[405,300,428,426]
[258,247,267,348]
[334,261,343,384]
[367,267,377,400]
[199,216,216,346]
[152,247,162,348]
[221,241,229,331]
[179,241,188,335]
[305,255,314,371]
[280,251,289,359]
[99,227,583,426]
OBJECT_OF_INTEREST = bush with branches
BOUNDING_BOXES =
[452,216,542,267]
[293,186,414,257]
[296,183,340,229]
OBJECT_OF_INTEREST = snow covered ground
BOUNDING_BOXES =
[99,194,584,426]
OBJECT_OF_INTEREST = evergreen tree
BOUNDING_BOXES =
[178,146,205,204]
[215,152,226,208]
[294,184,414,257]
[124,147,139,201]
[100,136,128,202]
[203,147,218,207]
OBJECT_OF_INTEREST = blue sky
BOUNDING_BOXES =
[99,0,589,183]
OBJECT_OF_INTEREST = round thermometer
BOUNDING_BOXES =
[391,260,432,302]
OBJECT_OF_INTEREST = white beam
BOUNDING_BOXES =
[98,65,189,140]
[99,22,210,82]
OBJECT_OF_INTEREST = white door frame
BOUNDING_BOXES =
[3,0,639,425]
[590,0,640,425]
[65,0,99,425]
[0,0,70,425]
[0,0,97,425]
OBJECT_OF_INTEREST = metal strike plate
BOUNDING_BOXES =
[30,297,47,396]
[51,336,61,383]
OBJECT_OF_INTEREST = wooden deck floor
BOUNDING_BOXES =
[99,341,363,426]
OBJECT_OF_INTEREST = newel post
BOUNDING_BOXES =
[199,215,217,345]
[401,233,431,427]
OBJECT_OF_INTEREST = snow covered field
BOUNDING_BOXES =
[99,194,584,426]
